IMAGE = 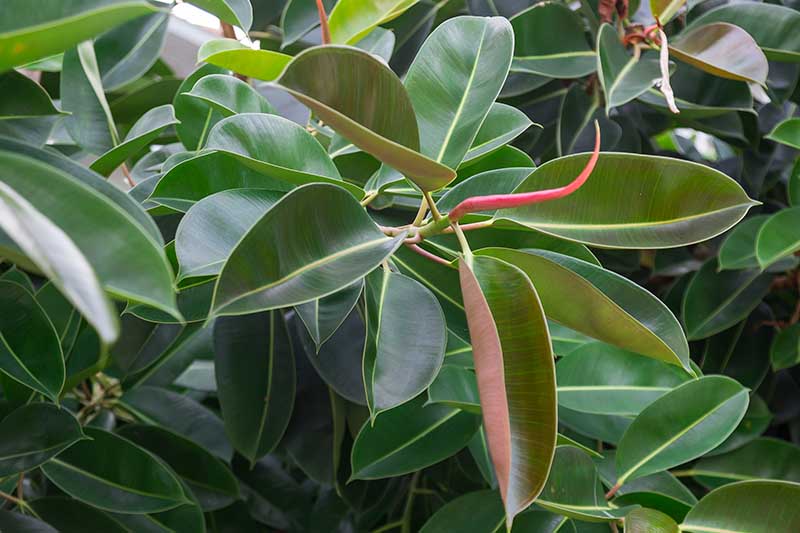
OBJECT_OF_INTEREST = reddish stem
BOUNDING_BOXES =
[605,483,621,500]
[447,121,601,222]
[405,243,450,266]
[315,0,331,45]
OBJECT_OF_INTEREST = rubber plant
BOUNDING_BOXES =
[1,0,800,532]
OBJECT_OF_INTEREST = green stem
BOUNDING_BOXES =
[195,107,214,152]
[372,520,404,533]
[423,190,443,221]
[360,190,379,207]
[452,223,472,264]
[400,471,421,533]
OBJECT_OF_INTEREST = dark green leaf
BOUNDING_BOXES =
[95,11,169,90]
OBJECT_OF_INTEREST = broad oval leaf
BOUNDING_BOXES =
[281,0,335,47]
[669,23,768,86]
[767,118,800,149]
[625,508,679,533]
[615,376,749,486]
[174,64,227,151]
[771,323,800,371]
[0,150,179,318]
[510,3,596,78]
[0,403,85,477]
[0,280,65,400]
[718,215,769,271]
[419,490,504,533]
[478,248,691,370]
[0,509,57,533]
[363,268,446,418]
[182,74,275,117]
[175,188,284,281]
[597,23,661,110]
[404,16,514,171]
[350,396,481,479]
[328,0,418,45]
[212,183,403,316]
[213,310,295,463]
[0,0,159,71]
[427,364,480,413]
[556,342,691,416]
[690,437,800,489]
[462,103,533,165]
[295,280,362,349]
[188,0,252,31]
[0,182,118,345]
[755,207,800,268]
[30,498,131,533]
[459,254,557,526]
[0,70,62,119]
[499,153,756,248]
[198,39,291,81]
[681,480,800,533]
[41,427,187,513]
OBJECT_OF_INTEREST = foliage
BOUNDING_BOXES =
[0,0,799,531]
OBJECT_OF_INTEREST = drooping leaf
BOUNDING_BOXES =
[403,16,514,171]
[188,0,253,31]
[755,207,800,268]
[680,480,800,533]
[689,438,800,489]
[181,74,275,117]
[41,427,188,513]
[0,403,85,477]
[767,118,800,149]
[95,11,169,90]
[90,104,179,176]
[478,249,691,370]
[295,280,363,350]
[350,396,481,479]
[213,311,295,463]
[459,254,557,526]
[615,376,749,486]
[669,23,768,86]
[625,508,679,533]
[0,70,63,118]
[499,153,755,248]
[419,490,504,533]
[328,0,418,45]
[597,23,661,110]
[363,268,446,418]
[0,0,159,71]
[212,183,403,316]
[510,3,596,78]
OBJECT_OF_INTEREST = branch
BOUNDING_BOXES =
[316,0,331,45]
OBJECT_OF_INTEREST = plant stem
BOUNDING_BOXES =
[400,471,421,533]
[605,483,621,499]
[120,163,135,188]
[423,190,443,221]
[412,197,429,226]
[196,107,214,152]
[315,0,331,44]
[0,489,24,507]
[405,243,450,266]
[360,191,379,207]
[16,473,23,500]
[371,520,404,533]
[452,223,472,263]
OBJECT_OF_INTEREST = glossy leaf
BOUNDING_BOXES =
[462,103,533,165]
[0,150,179,318]
[0,510,57,533]
[30,498,131,533]
[404,16,513,171]
[350,397,480,479]
[499,153,755,249]
[0,403,84,477]
[615,376,749,485]
[295,280,362,349]
[597,24,661,110]
[281,0,335,47]
[772,323,800,371]
[419,490,504,533]
[198,39,291,81]
[478,249,691,370]
[173,64,227,151]
[670,23,768,86]
[214,311,295,463]
[188,0,252,30]
[212,183,403,316]
[0,70,62,118]
[41,427,187,513]
[182,74,275,117]
[95,11,169,90]
[510,3,596,78]
[650,0,685,25]
[767,118,800,150]
[681,480,800,533]
[717,215,769,271]
[427,365,480,413]
[756,207,800,268]
[459,254,557,526]
[625,508,679,533]
[682,259,772,340]
[690,438,800,489]
[363,268,446,418]
[0,0,159,71]
[328,0,417,45]
[90,104,178,176]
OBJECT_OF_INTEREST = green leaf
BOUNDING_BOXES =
[669,23,768,86]
[427,365,480,413]
[95,11,169,90]
[688,3,800,62]
[175,188,284,280]
[0,280,65,400]
[700,310,772,391]
[363,268,446,418]
[556,342,691,416]
[681,480,800,533]
[461,103,533,165]
[188,0,252,30]
[707,393,771,457]
[0,510,57,533]
[328,0,417,45]
[173,64,227,151]
[281,0,335,47]
[118,424,240,511]
[90,104,178,176]
[682,259,772,340]
[459,254,557,526]
[211,183,403,316]
[419,490,504,533]
[182,74,275,117]
[478,249,691,371]
[354,26,395,62]
[30,498,131,533]
[213,311,295,463]
[0,403,85,477]
[597,24,661,110]
[767,118,800,150]
[61,41,118,154]
[41,427,188,513]
[0,70,63,118]
[0,0,159,72]
[499,153,755,248]
[0,182,118,346]
[650,0,686,25]
[403,16,513,170]
[689,438,800,489]
[615,376,749,486]
[118,385,232,460]
[0,151,179,318]
[204,113,363,196]
[772,323,800,371]
[510,3,596,78]
[295,280,362,349]
[198,39,291,81]
[625,508,679,533]
[350,396,481,479]
[718,215,769,271]
[756,207,800,268]
[789,159,800,206]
